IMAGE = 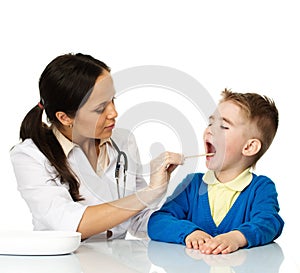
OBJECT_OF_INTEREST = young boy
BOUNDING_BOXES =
[148,89,284,255]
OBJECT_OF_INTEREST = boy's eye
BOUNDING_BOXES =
[220,125,229,129]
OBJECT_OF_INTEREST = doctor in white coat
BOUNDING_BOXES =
[10,53,183,241]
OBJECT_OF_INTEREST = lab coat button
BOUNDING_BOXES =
[106,230,113,239]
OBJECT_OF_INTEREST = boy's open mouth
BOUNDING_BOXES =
[206,141,216,156]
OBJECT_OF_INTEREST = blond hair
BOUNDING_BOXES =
[220,88,278,167]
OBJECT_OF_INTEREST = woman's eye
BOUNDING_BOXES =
[95,108,105,114]
[94,98,115,114]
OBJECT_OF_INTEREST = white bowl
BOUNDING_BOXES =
[0,230,81,255]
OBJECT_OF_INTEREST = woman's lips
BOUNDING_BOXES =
[105,123,115,130]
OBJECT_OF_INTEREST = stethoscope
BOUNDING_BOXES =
[111,139,128,199]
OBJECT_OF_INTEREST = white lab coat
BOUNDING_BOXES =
[10,128,153,241]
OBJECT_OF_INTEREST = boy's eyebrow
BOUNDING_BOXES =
[222,117,234,126]
[209,115,234,126]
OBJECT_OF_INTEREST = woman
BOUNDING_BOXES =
[10,53,182,240]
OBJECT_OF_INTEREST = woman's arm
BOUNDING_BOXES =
[78,193,149,239]
[77,152,182,239]
[11,141,183,240]
[77,151,184,239]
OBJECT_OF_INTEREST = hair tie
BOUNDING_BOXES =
[38,102,44,110]
[38,98,45,110]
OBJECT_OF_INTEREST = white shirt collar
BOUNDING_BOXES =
[203,168,252,192]
[52,126,112,157]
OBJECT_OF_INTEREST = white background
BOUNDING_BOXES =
[1,0,299,271]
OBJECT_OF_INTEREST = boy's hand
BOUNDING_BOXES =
[185,230,212,250]
[197,230,247,255]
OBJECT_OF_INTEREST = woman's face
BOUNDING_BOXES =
[72,71,118,142]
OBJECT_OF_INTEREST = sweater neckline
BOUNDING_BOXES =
[201,174,255,231]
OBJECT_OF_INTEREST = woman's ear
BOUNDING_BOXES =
[242,138,261,157]
[55,111,74,127]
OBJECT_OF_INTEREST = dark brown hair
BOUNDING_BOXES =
[20,53,110,201]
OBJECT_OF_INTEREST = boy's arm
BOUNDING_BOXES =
[147,174,202,244]
[236,176,284,248]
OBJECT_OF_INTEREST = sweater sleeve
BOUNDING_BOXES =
[147,174,202,245]
[236,176,284,248]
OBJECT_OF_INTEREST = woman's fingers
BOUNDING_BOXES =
[151,152,184,173]
[149,151,183,190]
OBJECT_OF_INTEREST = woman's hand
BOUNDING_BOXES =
[135,151,183,207]
[149,151,184,190]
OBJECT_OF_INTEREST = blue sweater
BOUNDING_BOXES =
[148,173,284,248]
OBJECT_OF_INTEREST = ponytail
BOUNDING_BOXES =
[20,104,83,201]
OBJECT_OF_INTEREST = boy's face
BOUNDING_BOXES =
[203,100,253,179]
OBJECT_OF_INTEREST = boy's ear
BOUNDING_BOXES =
[55,111,74,127]
[242,138,261,157]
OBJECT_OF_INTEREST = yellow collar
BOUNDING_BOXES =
[203,168,252,191]
[52,127,112,157]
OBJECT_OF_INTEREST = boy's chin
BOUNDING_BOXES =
[206,162,220,172]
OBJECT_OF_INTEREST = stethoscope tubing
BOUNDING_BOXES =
[111,139,128,199]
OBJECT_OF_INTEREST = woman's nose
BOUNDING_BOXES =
[106,101,118,119]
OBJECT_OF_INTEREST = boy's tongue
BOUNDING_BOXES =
[206,142,216,155]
